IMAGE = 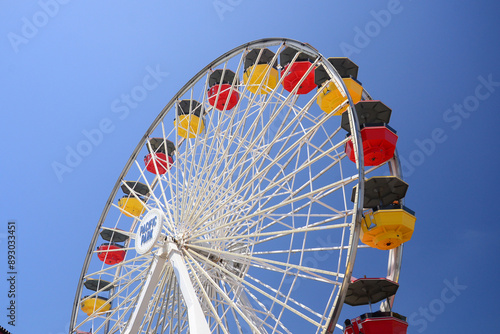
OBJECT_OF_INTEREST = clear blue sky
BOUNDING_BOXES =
[1,1,500,333]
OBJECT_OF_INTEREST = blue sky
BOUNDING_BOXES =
[1,1,500,333]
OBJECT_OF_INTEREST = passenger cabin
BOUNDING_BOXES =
[84,278,114,292]
[118,181,149,218]
[342,101,398,166]
[207,69,240,111]
[80,295,111,316]
[144,138,175,174]
[345,312,408,334]
[343,278,408,334]
[174,99,205,138]
[362,204,416,250]
[315,57,363,115]
[279,47,316,95]
[243,48,279,94]
[96,228,129,264]
[96,242,126,265]
[100,228,129,244]
[351,176,416,250]
[118,197,145,218]
[80,279,113,316]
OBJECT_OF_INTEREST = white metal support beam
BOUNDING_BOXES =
[123,241,211,334]
[167,241,211,334]
[123,246,168,334]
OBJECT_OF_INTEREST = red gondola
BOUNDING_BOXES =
[315,57,363,115]
[343,278,408,334]
[342,101,398,166]
[280,47,316,95]
[97,243,126,265]
[280,47,316,94]
[145,152,173,174]
[345,125,398,166]
[282,61,316,94]
[208,69,239,111]
[345,312,408,334]
[144,138,175,174]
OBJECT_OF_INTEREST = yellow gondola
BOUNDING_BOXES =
[80,296,111,316]
[174,99,205,138]
[360,206,416,250]
[352,176,417,250]
[315,57,363,115]
[243,64,279,94]
[118,196,145,218]
[243,48,279,94]
[317,78,363,115]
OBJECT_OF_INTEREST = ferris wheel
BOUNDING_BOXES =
[69,38,415,334]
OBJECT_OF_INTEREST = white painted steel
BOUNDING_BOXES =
[166,241,211,334]
[123,245,168,334]
[70,38,404,334]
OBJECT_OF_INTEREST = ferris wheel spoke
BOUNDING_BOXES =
[240,284,293,334]
[187,121,349,234]
[187,160,335,240]
[159,277,182,333]
[221,129,343,216]
[309,127,343,161]
[189,173,357,242]
[132,157,177,235]
[184,250,262,333]
[179,91,212,227]
[220,139,347,226]
[247,262,339,285]
[79,264,149,334]
[228,282,275,333]
[186,63,243,202]
[153,270,188,334]
[83,253,151,280]
[183,255,232,334]
[219,181,351,245]
[202,109,302,209]
[268,98,326,162]
[249,138,346,209]
[252,223,351,249]
[244,271,328,322]
[179,82,255,221]
[186,243,343,280]
[188,247,323,329]
[191,211,348,249]
[140,267,173,333]
[182,77,306,224]
[221,284,246,334]
[189,217,350,245]
[154,272,176,332]
[253,244,363,256]
[160,122,186,235]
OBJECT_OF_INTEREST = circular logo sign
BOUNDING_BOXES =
[135,209,164,254]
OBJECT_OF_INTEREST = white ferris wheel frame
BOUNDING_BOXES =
[69,38,404,334]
